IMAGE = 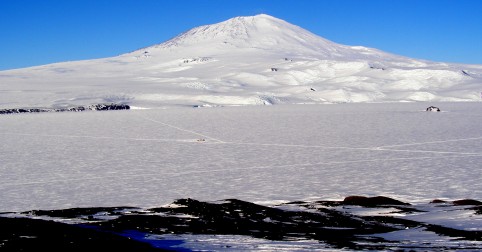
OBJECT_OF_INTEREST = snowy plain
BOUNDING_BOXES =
[1,102,481,213]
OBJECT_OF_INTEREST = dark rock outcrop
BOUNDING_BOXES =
[0,108,50,114]
[0,217,161,251]
[430,199,448,204]
[3,197,482,251]
[343,195,410,206]
[453,199,482,206]
[0,103,130,115]
[426,106,441,112]
[88,103,130,111]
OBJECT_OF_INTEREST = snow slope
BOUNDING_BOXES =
[0,14,481,109]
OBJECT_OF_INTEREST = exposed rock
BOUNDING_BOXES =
[0,217,160,251]
[0,108,50,114]
[3,197,482,251]
[88,103,130,111]
[22,206,137,219]
[453,199,482,206]
[0,103,129,115]
[343,195,410,206]
[430,199,448,204]
[475,206,482,215]
[426,106,440,112]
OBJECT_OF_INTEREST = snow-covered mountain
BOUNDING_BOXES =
[1,14,481,108]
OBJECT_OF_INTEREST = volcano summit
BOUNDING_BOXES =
[1,14,481,109]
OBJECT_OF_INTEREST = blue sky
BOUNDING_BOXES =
[1,0,481,70]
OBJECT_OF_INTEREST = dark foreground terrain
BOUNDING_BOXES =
[1,196,481,251]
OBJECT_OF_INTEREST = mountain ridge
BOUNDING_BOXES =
[0,14,481,108]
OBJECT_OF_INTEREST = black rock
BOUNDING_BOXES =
[1,103,129,115]
[343,195,410,206]
[3,197,482,250]
[426,106,441,112]
[88,103,130,111]
[0,217,162,251]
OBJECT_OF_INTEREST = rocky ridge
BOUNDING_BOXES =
[0,103,130,115]
[1,196,481,251]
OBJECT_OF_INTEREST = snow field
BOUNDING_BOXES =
[1,102,481,212]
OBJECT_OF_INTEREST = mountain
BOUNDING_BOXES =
[1,14,481,109]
